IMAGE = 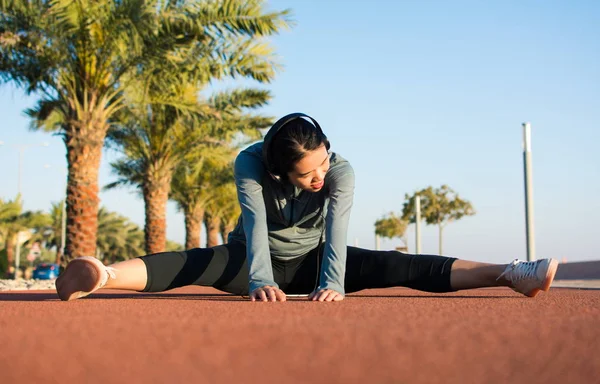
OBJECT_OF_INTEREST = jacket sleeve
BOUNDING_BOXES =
[234,151,278,293]
[318,162,355,295]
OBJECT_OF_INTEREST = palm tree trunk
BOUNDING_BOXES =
[143,173,172,254]
[220,222,235,244]
[185,206,204,250]
[204,213,221,248]
[5,236,15,277]
[64,123,106,262]
[54,248,62,266]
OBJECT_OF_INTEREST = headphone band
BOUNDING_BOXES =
[263,113,328,177]
[270,113,324,137]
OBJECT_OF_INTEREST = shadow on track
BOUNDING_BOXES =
[347,294,520,299]
[0,292,247,302]
[0,291,521,301]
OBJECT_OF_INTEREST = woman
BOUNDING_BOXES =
[56,113,558,302]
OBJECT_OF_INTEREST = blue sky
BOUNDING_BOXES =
[0,0,598,263]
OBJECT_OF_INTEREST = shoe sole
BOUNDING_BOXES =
[526,259,559,298]
[55,258,103,301]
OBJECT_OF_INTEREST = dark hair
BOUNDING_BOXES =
[270,118,330,178]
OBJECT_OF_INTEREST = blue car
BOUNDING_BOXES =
[33,263,60,280]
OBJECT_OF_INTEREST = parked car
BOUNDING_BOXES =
[32,263,60,280]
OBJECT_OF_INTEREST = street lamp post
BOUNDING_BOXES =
[522,123,536,262]
[415,195,422,254]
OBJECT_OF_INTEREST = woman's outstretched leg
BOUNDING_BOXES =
[449,258,558,296]
[56,256,146,301]
[103,258,148,290]
[56,242,250,301]
[450,260,508,290]
[139,242,249,294]
[344,246,558,297]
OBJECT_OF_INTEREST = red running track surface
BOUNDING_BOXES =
[1,286,598,384]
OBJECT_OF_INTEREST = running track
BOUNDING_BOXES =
[1,287,598,383]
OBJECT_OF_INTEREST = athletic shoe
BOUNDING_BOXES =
[497,258,558,297]
[55,256,117,301]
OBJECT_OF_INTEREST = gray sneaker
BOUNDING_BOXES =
[497,258,559,297]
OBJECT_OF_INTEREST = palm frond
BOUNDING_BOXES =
[193,0,293,38]
[209,88,271,112]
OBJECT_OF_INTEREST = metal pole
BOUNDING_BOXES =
[415,195,422,254]
[523,122,536,261]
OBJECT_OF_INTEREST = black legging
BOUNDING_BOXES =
[139,241,457,295]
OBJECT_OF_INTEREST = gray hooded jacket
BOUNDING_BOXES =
[227,126,355,295]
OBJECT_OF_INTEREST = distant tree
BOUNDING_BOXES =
[203,159,240,247]
[165,240,183,252]
[0,196,50,274]
[402,185,475,255]
[43,201,65,264]
[0,197,21,268]
[171,146,234,249]
[96,207,145,265]
[374,212,409,249]
[204,182,238,247]
[218,182,241,244]
[171,159,211,250]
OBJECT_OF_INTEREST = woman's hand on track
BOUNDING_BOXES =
[308,289,344,302]
[250,285,286,302]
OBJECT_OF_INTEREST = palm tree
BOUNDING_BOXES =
[204,212,221,247]
[0,196,22,270]
[203,165,239,247]
[105,77,210,254]
[171,156,214,250]
[171,133,254,250]
[96,207,145,265]
[1,0,166,261]
[0,196,51,275]
[40,201,65,265]
[219,183,241,243]
[172,108,265,249]
[108,87,272,253]
[1,0,291,260]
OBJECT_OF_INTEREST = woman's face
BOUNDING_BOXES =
[287,144,330,192]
